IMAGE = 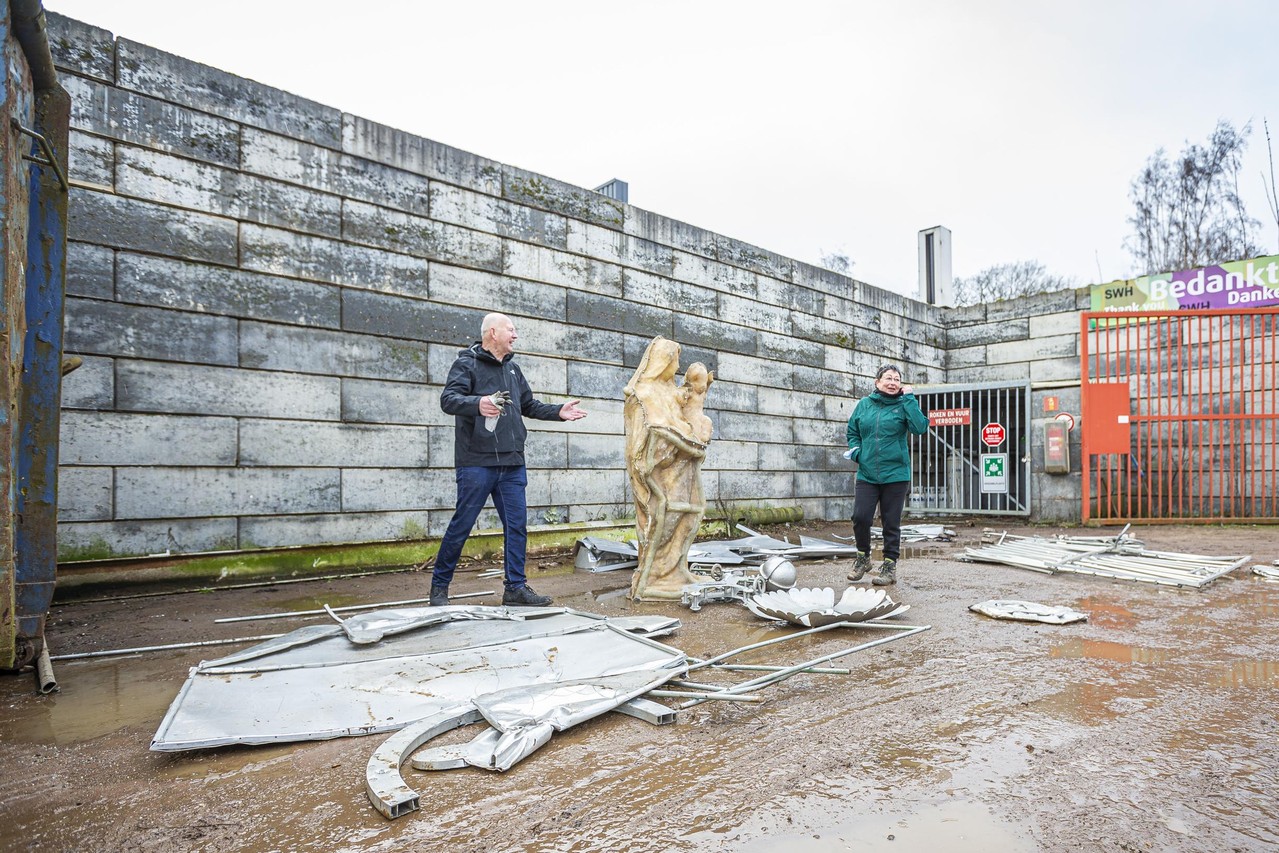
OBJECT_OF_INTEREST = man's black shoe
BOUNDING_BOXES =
[502,584,552,607]
[429,585,450,606]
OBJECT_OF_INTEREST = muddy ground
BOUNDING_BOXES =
[2,521,1277,853]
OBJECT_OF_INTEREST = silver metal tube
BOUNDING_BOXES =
[51,634,283,661]
[214,592,495,624]
[678,624,932,709]
[647,689,763,702]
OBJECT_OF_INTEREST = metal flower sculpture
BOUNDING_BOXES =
[745,586,909,627]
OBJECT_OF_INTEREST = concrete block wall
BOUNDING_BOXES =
[49,12,947,559]
[942,288,1090,524]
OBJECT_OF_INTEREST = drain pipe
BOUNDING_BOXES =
[35,643,58,694]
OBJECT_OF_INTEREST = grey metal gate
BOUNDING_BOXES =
[907,381,1032,516]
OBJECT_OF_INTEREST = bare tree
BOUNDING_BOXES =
[1263,118,1279,250]
[818,250,853,275]
[1125,120,1260,274]
[952,260,1076,306]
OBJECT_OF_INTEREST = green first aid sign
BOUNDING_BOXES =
[981,453,1008,494]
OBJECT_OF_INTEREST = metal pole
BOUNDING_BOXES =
[50,634,283,661]
[213,591,495,623]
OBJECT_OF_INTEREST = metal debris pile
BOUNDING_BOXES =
[833,523,956,544]
[961,526,1249,589]
[969,599,1088,624]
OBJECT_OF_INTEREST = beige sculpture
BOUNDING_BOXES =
[624,337,714,600]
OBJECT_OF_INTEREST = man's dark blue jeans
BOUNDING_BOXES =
[432,465,529,590]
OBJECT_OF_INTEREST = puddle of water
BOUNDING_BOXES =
[1049,637,1169,664]
[728,798,1037,852]
[1073,595,1137,629]
[1,657,182,745]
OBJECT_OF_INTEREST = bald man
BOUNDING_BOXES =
[431,313,588,607]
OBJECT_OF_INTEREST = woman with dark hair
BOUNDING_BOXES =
[844,364,929,585]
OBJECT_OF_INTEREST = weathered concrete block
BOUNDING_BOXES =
[622,208,717,257]
[674,313,757,357]
[717,470,794,502]
[431,183,567,249]
[823,394,855,424]
[717,292,791,335]
[241,224,429,291]
[716,352,792,389]
[705,440,755,470]
[565,432,622,470]
[988,333,1077,364]
[62,75,240,167]
[341,468,457,512]
[523,432,570,469]
[66,299,238,366]
[239,420,430,468]
[57,466,113,522]
[547,468,627,505]
[61,355,113,409]
[530,400,624,435]
[504,240,624,298]
[757,330,823,369]
[1030,357,1083,384]
[240,511,434,549]
[429,263,567,323]
[715,236,793,282]
[945,345,988,370]
[757,275,823,317]
[823,343,856,374]
[66,241,113,299]
[795,365,854,399]
[904,316,946,349]
[791,312,858,351]
[566,291,673,340]
[117,253,342,328]
[342,288,480,347]
[115,467,342,519]
[622,269,717,318]
[69,188,239,265]
[793,416,843,447]
[58,518,239,560]
[342,199,503,271]
[117,39,342,147]
[502,166,624,229]
[794,470,853,499]
[823,496,856,521]
[240,321,431,382]
[116,146,342,237]
[240,127,339,190]
[673,251,758,297]
[791,261,856,299]
[511,316,625,364]
[343,114,502,195]
[858,281,937,325]
[47,13,115,82]
[62,411,236,465]
[757,386,825,417]
[340,154,431,218]
[947,362,1031,384]
[986,288,1080,322]
[566,361,633,402]
[341,379,451,427]
[760,442,846,473]
[1030,311,1085,338]
[68,129,113,188]
[118,360,340,419]
[717,410,792,443]
[704,379,757,414]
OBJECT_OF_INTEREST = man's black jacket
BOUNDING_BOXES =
[440,342,564,467]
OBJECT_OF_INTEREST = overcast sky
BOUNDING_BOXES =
[47,0,1279,298]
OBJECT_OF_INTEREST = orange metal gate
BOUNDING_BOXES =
[1080,307,1279,523]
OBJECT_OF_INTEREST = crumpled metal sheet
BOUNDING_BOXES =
[151,607,686,751]
[573,537,640,572]
[969,599,1088,624]
[1252,565,1279,582]
[745,586,909,627]
[413,670,676,773]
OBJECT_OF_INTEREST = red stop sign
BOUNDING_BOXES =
[981,422,1006,446]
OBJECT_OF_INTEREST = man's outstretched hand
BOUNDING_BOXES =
[560,400,588,421]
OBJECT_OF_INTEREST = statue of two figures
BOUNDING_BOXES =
[624,337,714,600]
